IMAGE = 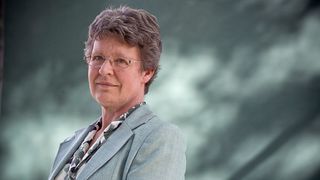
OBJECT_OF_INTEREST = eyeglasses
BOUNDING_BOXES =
[85,55,141,69]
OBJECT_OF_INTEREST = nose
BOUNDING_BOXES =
[98,59,114,76]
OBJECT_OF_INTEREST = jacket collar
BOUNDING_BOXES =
[77,104,155,179]
[49,104,155,180]
[124,104,154,129]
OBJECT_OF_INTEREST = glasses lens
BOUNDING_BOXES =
[89,56,105,68]
[114,58,130,68]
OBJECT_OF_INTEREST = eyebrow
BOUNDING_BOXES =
[91,50,127,57]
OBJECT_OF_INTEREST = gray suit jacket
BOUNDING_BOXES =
[48,105,186,180]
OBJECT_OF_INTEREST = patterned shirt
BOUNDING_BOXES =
[55,102,146,180]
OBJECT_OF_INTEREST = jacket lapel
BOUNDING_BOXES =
[77,105,155,179]
[77,122,133,179]
[48,125,94,180]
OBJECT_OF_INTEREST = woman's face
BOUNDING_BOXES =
[88,36,153,112]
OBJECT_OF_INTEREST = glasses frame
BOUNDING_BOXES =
[84,55,142,69]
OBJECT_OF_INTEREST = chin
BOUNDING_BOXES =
[95,94,111,104]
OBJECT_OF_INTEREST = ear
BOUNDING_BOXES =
[142,69,155,84]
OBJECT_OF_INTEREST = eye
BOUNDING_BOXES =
[91,55,105,62]
[114,58,130,66]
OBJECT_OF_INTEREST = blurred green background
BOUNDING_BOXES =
[2,0,320,179]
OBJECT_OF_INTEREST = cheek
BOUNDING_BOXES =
[88,69,97,91]
[122,74,142,91]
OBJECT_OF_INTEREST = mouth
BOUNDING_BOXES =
[96,81,119,87]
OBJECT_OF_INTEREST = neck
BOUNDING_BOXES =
[100,97,144,130]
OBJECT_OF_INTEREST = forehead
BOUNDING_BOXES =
[92,35,139,56]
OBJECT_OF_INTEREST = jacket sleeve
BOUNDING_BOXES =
[126,124,187,180]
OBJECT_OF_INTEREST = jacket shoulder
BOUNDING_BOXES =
[124,116,187,180]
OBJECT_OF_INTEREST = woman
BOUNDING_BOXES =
[48,5,186,180]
